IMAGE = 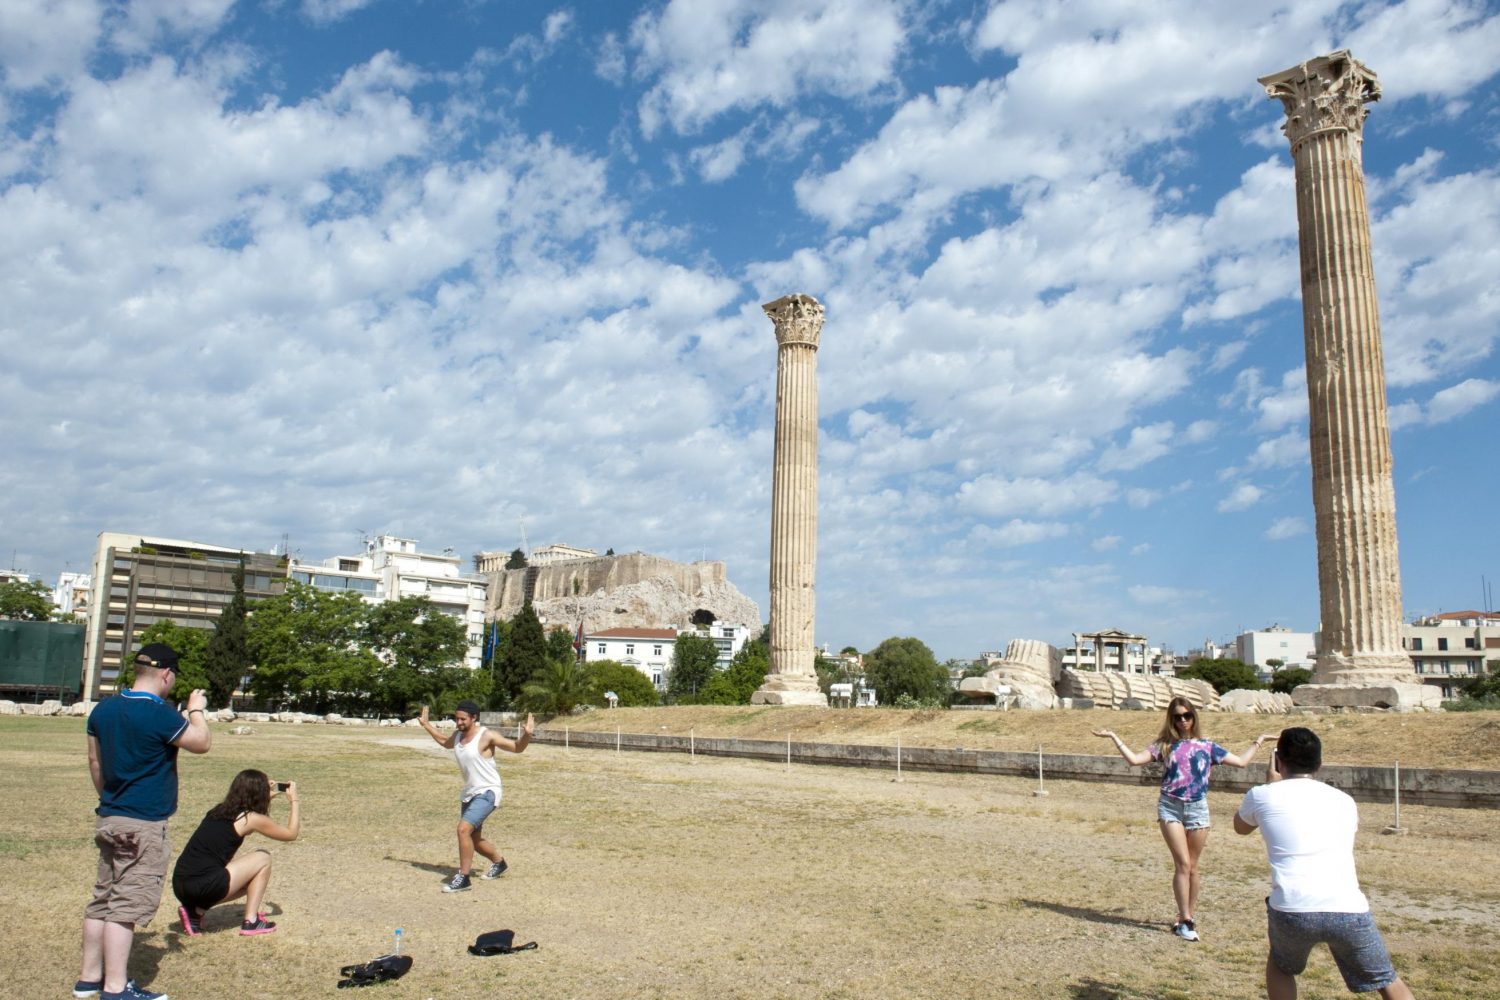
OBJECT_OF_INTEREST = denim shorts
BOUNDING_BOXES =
[1157,793,1210,829]
[460,790,498,828]
[1267,904,1399,993]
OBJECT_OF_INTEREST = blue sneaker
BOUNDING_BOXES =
[481,860,508,880]
[73,980,136,998]
[101,983,168,1000]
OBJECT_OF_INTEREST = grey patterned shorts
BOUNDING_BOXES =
[1267,903,1399,993]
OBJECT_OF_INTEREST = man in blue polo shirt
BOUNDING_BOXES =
[75,643,212,1000]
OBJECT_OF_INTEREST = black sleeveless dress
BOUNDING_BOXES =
[172,812,245,909]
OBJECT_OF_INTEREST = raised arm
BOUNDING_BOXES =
[1093,729,1152,766]
[244,781,302,842]
[487,713,535,754]
[1220,733,1274,769]
[417,706,457,748]
[174,689,213,754]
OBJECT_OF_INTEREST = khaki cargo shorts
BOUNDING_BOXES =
[84,816,171,927]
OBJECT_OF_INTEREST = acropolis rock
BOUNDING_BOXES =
[482,550,761,634]
[1057,669,1219,712]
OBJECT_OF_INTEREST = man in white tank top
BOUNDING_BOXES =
[417,700,534,893]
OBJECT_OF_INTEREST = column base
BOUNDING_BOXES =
[1310,651,1419,688]
[1291,682,1440,712]
[751,673,828,706]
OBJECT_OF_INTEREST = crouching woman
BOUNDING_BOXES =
[172,769,300,936]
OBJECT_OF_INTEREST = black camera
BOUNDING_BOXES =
[275,781,290,792]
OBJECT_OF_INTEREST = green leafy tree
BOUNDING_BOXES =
[519,657,592,715]
[202,556,251,708]
[585,659,660,707]
[364,596,470,716]
[1269,667,1313,694]
[839,645,859,655]
[246,581,379,713]
[495,601,547,708]
[546,626,579,664]
[699,641,769,705]
[668,631,720,702]
[505,548,528,570]
[1266,658,1285,669]
[0,579,54,621]
[122,620,212,699]
[1177,657,1264,695]
[864,636,948,705]
[1458,661,1500,702]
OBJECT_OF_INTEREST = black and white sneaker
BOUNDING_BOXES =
[443,872,473,893]
[481,860,508,880]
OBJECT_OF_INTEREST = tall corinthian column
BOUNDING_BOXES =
[1259,51,1436,710]
[752,293,829,706]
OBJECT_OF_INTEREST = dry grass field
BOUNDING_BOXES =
[5,710,1499,1000]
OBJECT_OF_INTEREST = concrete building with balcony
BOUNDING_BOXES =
[1402,610,1500,700]
[83,533,288,699]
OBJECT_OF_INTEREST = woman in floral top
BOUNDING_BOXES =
[1095,697,1272,942]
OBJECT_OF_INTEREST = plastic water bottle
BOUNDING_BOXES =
[394,928,402,956]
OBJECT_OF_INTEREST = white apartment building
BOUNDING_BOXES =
[1402,610,1500,700]
[1236,625,1318,670]
[291,535,488,670]
[703,623,752,666]
[53,572,92,620]
[587,627,677,690]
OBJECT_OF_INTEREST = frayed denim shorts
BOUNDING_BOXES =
[1156,792,1210,829]
[1267,903,1399,993]
[460,790,498,828]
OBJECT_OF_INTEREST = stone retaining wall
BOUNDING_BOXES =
[531,728,1500,810]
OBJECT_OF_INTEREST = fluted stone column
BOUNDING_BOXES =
[752,293,828,706]
[1259,51,1436,710]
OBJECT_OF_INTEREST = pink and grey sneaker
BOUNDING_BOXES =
[239,916,277,936]
[177,905,203,936]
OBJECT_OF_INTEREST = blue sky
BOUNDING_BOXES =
[3,0,1498,660]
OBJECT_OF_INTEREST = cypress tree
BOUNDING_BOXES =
[203,556,251,708]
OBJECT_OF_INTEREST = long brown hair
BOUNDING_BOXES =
[207,769,271,822]
[1153,696,1204,750]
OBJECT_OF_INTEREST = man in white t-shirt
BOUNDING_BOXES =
[1234,727,1414,1000]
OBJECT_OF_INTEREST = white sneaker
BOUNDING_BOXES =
[1173,920,1200,942]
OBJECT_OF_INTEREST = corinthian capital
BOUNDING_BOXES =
[1258,50,1380,152]
[764,293,824,349]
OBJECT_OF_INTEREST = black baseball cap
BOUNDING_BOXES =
[135,642,182,671]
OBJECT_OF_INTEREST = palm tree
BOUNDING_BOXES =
[519,657,591,715]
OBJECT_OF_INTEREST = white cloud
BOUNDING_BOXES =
[1183,420,1216,444]
[956,472,1116,519]
[1129,584,1199,605]
[1091,535,1121,552]
[1265,516,1308,540]
[302,0,379,26]
[631,0,907,136]
[1098,421,1175,472]
[0,0,105,89]
[1246,429,1306,470]
[1426,378,1500,423]
[1217,483,1265,512]
[972,519,1071,548]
